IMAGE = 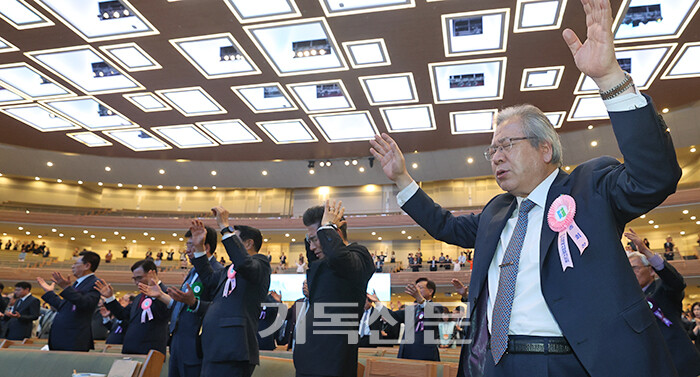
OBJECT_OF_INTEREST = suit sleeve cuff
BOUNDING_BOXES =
[396,181,420,207]
[648,253,665,271]
[604,92,647,112]
[222,232,234,240]
[104,295,116,303]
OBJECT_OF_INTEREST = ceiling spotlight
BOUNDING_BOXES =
[37,235,42,239]
[114,231,119,235]
[143,232,149,236]
[105,166,111,171]
[57,179,63,183]
[692,216,697,220]
[178,238,183,241]
[90,235,95,238]
[101,238,107,242]
[640,214,646,219]
[680,231,686,235]
[377,237,382,240]
[697,221,700,225]
[345,160,350,166]
[292,38,331,59]
[401,230,406,234]
[157,185,163,189]
[172,233,177,237]
[590,141,598,147]
[59,233,64,237]
[26,231,30,235]
[691,147,697,153]
[371,231,376,236]
[264,238,268,242]
[25,210,30,214]
[117,183,123,187]
[121,236,126,240]
[683,210,689,214]
[71,237,76,240]
[466,157,474,164]
[407,236,412,239]
[46,161,53,167]
[176,185,181,190]
[132,240,136,243]
[219,46,243,61]
[352,159,358,166]
[159,169,165,175]
[309,169,315,175]
[150,236,155,241]
[211,170,217,176]
[78,180,83,184]
[212,186,217,190]
[83,230,88,234]
[285,233,290,237]
[161,241,166,244]
[261,170,268,176]
[51,228,57,232]
[98,1,133,21]
[662,108,669,113]
[648,220,654,224]
[291,238,296,242]
[18,226,23,230]
[326,160,332,167]
[193,186,198,190]
[587,125,594,130]
[359,167,365,173]
[98,182,103,186]
[564,166,571,171]
[91,61,119,78]
[412,163,418,169]
[35,177,40,181]
[653,225,659,229]
[319,161,325,167]
[137,184,142,188]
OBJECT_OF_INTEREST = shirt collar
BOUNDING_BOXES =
[75,273,94,286]
[516,169,559,210]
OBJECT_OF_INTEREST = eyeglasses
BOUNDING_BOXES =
[483,137,533,161]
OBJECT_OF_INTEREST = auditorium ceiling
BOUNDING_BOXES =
[0,0,699,164]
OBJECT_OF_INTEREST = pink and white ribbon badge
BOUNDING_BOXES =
[547,195,589,271]
[223,264,237,297]
[141,297,154,323]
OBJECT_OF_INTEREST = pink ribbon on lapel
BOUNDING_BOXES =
[223,264,237,297]
[547,195,589,271]
[140,298,154,323]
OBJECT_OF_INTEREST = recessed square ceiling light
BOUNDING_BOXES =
[102,128,172,151]
[33,0,158,42]
[0,63,75,100]
[661,42,700,79]
[243,18,348,76]
[222,0,301,23]
[99,43,161,72]
[612,0,700,44]
[26,45,144,95]
[231,83,298,113]
[196,119,262,145]
[544,111,566,128]
[520,66,565,91]
[450,109,497,134]
[0,88,28,105]
[41,96,136,131]
[152,125,219,149]
[342,39,391,68]
[155,87,227,117]
[442,8,510,57]
[309,111,379,143]
[170,33,261,79]
[568,95,609,121]
[574,43,676,93]
[0,104,79,132]
[0,37,19,53]
[66,131,113,147]
[380,104,436,133]
[0,0,54,30]
[286,79,355,113]
[318,0,414,17]
[359,73,418,105]
[123,92,172,112]
[514,0,567,33]
[429,57,507,104]
[256,119,318,144]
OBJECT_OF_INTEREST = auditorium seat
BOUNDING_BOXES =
[0,348,165,377]
[364,357,439,377]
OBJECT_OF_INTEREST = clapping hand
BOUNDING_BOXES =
[451,278,468,299]
[167,284,196,307]
[52,272,71,289]
[189,220,207,253]
[139,279,163,298]
[94,279,114,298]
[37,276,55,293]
[405,283,425,304]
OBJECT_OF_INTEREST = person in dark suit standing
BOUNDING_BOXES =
[257,291,283,351]
[370,0,681,375]
[95,260,170,355]
[0,282,8,336]
[142,225,224,377]
[189,207,271,377]
[1,282,40,340]
[369,278,443,361]
[294,201,375,377]
[36,251,101,351]
[285,280,309,351]
[626,229,700,377]
[357,297,383,348]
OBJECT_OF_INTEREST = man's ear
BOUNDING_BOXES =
[204,243,211,255]
[540,141,553,164]
[243,238,254,251]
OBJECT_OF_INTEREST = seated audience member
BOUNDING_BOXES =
[4,239,10,249]
[189,207,271,377]
[103,294,134,345]
[105,250,113,263]
[626,229,700,377]
[257,291,283,351]
[95,260,170,355]
[358,296,383,348]
[371,278,443,361]
[1,282,40,340]
[36,250,101,351]
[18,248,26,262]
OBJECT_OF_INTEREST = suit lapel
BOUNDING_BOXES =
[130,294,142,321]
[214,265,230,295]
[539,170,570,268]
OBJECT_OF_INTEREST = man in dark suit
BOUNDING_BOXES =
[143,226,223,377]
[189,207,271,377]
[626,229,700,376]
[369,278,442,361]
[36,250,101,351]
[95,260,170,355]
[294,201,375,377]
[102,294,133,345]
[285,280,309,351]
[0,282,8,336]
[257,291,283,351]
[370,1,681,375]
[357,297,383,348]
[1,282,40,340]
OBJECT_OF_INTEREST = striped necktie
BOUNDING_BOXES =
[490,199,535,364]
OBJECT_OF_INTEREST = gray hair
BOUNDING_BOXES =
[496,104,563,167]
[627,251,650,266]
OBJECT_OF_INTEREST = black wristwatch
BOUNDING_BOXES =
[220,226,234,235]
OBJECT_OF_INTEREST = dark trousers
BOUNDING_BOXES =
[201,361,255,377]
[168,337,201,377]
[483,346,590,377]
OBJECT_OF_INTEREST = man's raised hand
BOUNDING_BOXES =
[36,276,55,292]
[189,219,207,253]
[211,206,230,230]
[94,279,114,298]
[369,133,413,190]
[451,278,468,299]
[167,285,196,307]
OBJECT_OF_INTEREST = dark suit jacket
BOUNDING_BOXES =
[104,318,126,345]
[293,228,375,377]
[358,306,384,348]
[42,274,101,351]
[645,261,700,377]
[193,235,271,366]
[105,283,170,355]
[380,302,442,360]
[169,257,223,367]
[3,295,40,340]
[401,96,681,377]
[285,297,306,351]
[257,293,283,351]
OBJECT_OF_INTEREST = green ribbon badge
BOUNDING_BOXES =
[186,282,203,313]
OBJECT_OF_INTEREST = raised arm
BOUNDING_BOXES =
[189,219,224,290]
[212,207,271,283]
